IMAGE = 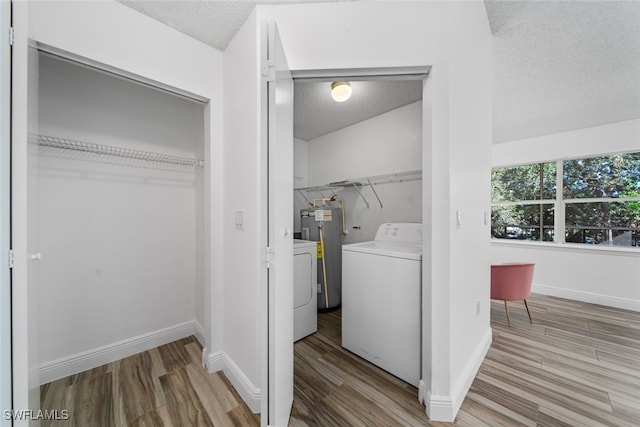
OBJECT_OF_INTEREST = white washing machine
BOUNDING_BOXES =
[342,223,422,386]
[294,239,317,342]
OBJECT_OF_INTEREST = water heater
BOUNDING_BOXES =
[300,201,346,310]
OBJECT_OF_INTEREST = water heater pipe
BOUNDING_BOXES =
[340,199,347,235]
[318,224,330,309]
[312,198,331,208]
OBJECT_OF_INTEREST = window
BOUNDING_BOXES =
[491,152,640,248]
[491,162,556,241]
[563,153,640,246]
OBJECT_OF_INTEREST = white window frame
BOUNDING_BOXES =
[492,155,640,251]
[491,161,557,243]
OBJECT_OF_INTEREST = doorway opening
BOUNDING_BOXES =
[290,75,426,423]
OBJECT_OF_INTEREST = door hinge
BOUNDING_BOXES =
[263,246,275,269]
[261,64,276,82]
[8,27,14,46]
[8,250,14,269]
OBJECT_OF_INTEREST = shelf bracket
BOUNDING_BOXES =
[352,183,369,208]
[367,178,383,208]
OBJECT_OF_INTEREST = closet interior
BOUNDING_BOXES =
[34,51,206,385]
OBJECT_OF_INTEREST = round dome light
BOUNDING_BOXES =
[331,81,352,102]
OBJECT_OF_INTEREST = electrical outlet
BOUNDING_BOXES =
[476,300,481,316]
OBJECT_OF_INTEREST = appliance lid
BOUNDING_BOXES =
[374,223,422,245]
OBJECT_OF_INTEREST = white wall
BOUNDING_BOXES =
[492,119,640,311]
[195,136,206,343]
[254,2,493,421]
[222,10,263,410]
[38,54,203,156]
[293,137,308,233]
[325,180,423,244]
[293,137,308,188]
[306,102,423,186]
[36,53,204,382]
[492,119,640,165]
[446,1,493,413]
[14,0,224,413]
[295,101,423,243]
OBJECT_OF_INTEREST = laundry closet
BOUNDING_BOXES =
[34,52,206,383]
[292,78,424,386]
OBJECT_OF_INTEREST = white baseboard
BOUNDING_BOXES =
[425,392,455,422]
[205,350,261,413]
[194,320,206,347]
[39,321,196,385]
[425,327,492,422]
[222,353,261,413]
[206,350,224,373]
[451,327,492,416]
[533,284,640,312]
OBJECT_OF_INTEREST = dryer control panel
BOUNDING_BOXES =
[374,223,422,245]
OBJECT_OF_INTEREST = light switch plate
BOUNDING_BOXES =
[235,209,244,230]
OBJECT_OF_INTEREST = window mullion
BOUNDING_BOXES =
[564,197,640,204]
[556,159,564,244]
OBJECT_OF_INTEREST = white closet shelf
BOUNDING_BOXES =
[331,169,422,187]
[295,169,422,208]
[35,134,204,167]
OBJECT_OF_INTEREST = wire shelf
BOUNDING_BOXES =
[295,169,422,192]
[36,135,204,167]
[335,169,423,187]
[295,169,422,208]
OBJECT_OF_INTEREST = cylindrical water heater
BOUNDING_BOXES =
[300,202,345,310]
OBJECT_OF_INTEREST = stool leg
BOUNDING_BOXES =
[523,299,533,323]
[504,300,511,327]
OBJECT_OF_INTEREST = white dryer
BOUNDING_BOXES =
[294,239,317,342]
[342,223,422,386]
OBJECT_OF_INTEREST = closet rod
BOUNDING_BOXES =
[36,135,204,167]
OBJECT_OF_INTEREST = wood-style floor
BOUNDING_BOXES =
[40,336,259,426]
[472,294,640,427]
[289,294,640,426]
[42,294,640,426]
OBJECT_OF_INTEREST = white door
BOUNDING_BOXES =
[10,3,41,422]
[264,21,294,427]
[0,2,12,424]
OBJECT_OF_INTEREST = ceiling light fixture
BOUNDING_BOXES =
[331,81,352,102]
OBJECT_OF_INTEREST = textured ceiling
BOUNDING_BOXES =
[294,80,423,141]
[119,0,355,51]
[119,0,640,144]
[485,0,640,143]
